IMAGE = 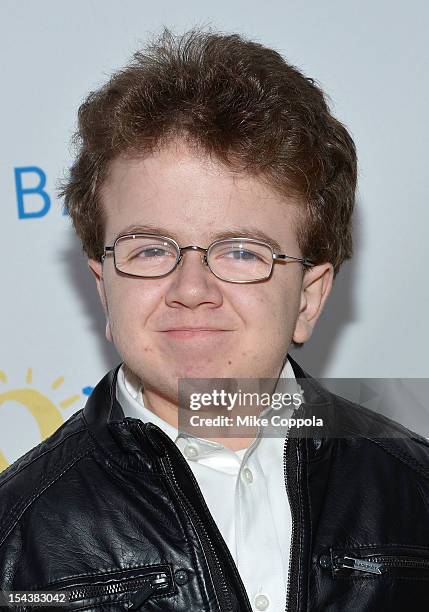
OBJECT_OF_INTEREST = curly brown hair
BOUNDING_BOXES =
[59,28,357,276]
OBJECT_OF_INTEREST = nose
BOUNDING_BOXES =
[164,249,223,309]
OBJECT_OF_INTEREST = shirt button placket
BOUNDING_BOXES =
[241,466,254,484]
[183,443,199,460]
[254,593,270,610]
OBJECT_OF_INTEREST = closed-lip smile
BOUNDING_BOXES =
[160,327,233,338]
[162,327,230,331]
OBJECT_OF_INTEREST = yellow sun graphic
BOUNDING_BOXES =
[0,368,81,471]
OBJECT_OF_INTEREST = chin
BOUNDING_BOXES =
[174,363,226,380]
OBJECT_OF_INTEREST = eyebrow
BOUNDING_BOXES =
[114,224,284,253]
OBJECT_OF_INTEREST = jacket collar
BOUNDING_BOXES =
[82,364,148,468]
[82,354,331,466]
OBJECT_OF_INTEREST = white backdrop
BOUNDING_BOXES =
[1,0,428,470]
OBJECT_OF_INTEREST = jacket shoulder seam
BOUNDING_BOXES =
[0,425,88,489]
[0,444,94,549]
[367,437,429,481]
[326,390,429,478]
[331,390,426,439]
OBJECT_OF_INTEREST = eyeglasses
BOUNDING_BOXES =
[101,233,314,283]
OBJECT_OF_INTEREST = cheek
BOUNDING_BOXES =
[248,283,300,335]
[105,279,163,331]
[232,287,288,332]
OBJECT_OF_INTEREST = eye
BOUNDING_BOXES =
[127,245,176,259]
[223,249,262,261]
[137,247,169,258]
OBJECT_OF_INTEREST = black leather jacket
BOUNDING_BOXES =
[1,356,429,611]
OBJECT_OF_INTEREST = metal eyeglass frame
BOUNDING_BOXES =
[101,233,315,283]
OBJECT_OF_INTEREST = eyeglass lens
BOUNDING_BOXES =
[114,236,273,281]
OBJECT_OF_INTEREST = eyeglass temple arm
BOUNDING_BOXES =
[273,253,314,268]
[101,246,114,263]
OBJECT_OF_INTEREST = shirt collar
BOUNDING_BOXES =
[116,356,299,467]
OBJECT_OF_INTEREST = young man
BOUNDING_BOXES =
[1,29,428,611]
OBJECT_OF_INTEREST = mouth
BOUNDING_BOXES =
[160,328,233,339]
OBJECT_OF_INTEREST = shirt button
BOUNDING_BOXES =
[183,443,199,460]
[254,594,269,610]
[241,467,254,484]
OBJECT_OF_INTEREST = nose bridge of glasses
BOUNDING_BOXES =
[178,245,208,266]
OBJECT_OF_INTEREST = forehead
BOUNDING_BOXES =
[100,141,302,247]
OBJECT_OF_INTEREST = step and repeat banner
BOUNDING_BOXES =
[1,1,428,470]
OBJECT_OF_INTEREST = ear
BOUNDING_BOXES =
[292,262,334,344]
[87,259,113,342]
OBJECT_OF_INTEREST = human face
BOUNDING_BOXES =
[88,141,331,405]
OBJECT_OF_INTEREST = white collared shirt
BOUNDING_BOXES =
[116,360,297,612]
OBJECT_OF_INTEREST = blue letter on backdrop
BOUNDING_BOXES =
[15,166,50,219]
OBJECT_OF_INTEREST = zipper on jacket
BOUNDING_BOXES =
[140,423,252,611]
[160,451,246,611]
[127,572,170,609]
[52,567,171,609]
[320,553,429,577]
[283,430,301,612]
[321,555,384,575]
